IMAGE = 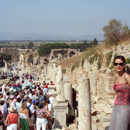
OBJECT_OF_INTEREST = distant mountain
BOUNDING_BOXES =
[0,32,104,40]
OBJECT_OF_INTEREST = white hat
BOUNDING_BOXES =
[9,88,13,91]
[47,92,52,95]
[1,98,5,101]
[13,89,16,92]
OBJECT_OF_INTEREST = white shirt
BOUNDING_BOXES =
[11,102,17,110]
[49,96,54,104]
[16,102,22,114]
[48,103,54,118]
[43,88,48,95]
[27,102,35,119]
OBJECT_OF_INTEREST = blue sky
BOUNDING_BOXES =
[0,0,130,36]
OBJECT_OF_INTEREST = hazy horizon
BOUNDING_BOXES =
[0,0,130,40]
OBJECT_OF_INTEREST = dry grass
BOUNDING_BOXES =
[58,42,109,69]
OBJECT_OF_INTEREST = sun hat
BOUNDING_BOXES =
[8,107,14,112]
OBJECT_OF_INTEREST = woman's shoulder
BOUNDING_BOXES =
[124,73,130,81]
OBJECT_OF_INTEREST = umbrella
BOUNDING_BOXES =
[22,81,33,87]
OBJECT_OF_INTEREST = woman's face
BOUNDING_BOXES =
[114,59,126,72]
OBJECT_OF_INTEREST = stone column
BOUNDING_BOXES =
[64,83,72,106]
[78,78,92,130]
[92,72,97,95]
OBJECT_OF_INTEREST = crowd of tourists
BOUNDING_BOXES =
[0,77,55,130]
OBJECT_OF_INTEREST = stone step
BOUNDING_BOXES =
[102,122,110,129]
[69,123,78,130]
[108,99,115,105]
[93,104,104,112]
[101,106,112,114]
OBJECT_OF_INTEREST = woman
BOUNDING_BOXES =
[109,55,130,130]
[0,110,3,130]
[5,107,18,130]
[19,102,30,130]
[36,102,50,130]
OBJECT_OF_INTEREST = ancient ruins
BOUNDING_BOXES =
[1,48,19,62]
[2,43,130,130]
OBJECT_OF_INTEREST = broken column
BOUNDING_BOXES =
[64,83,72,106]
[92,72,97,95]
[78,78,92,130]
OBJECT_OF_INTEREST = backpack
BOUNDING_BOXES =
[26,104,32,118]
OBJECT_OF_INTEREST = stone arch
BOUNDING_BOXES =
[69,51,75,58]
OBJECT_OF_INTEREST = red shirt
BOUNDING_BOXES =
[7,113,18,124]
[46,85,48,89]
[51,83,53,85]
[113,83,130,105]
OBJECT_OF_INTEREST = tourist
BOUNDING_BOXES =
[33,91,39,101]
[19,102,30,130]
[0,101,5,118]
[1,98,7,121]
[50,81,54,85]
[36,102,49,130]
[109,55,130,130]
[5,107,18,130]
[27,98,36,130]
[16,97,22,114]
[0,110,3,130]
[46,98,54,130]
[43,86,49,96]
[47,92,54,104]
[39,91,46,103]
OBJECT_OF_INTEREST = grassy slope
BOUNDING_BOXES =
[58,42,111,70]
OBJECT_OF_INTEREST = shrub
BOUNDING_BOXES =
[107,51,113,67]
[109,53,118,70]
[97,54,103,70]
[71,65,75,72]
[109,64,114,70]
[103,69,107,73]
[89,53,98,64]
[126,58,130,64]
[81,58,84,68]
[62,69,66,74]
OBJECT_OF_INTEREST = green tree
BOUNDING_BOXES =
[38,43,69,56]
[28,42,34,49]
[94,38,98,45]
[0,53,11,61]
[103,19,130,46]
[20,44,26,49]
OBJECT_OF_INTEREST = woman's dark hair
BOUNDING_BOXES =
[114,55,126,63]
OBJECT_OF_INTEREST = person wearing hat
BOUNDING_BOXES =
[9,95,14,107]
[33,91,39,101]
[27,98,36,130]
[36,102,50,130]
[47,92,54,104]
[5,107,18,130]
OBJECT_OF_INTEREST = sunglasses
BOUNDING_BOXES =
[114,63,124,66]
